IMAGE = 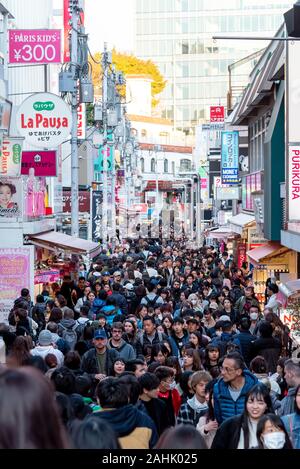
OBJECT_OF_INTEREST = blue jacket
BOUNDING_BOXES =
[100,305,122,326]
[213,369,258,424]
[281,413,300,449]
[168,333,190,357]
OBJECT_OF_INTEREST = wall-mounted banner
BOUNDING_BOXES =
[0,136,23,176]
[21,150,57,177]
[92,190,103,243]
[0,177,23,219]
[9,29,61,64]
[288,145,300,221]
[221,131,239,185]
[16,92,71,149]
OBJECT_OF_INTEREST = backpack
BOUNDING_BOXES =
[60,324,78,351]
[75,320,91,341]
[144,295,160,308]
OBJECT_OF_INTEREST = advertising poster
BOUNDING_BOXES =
[21,150,57,176]
[0,248,31,323]
[0,136,23,176]
[221,131,239,184]
[237,243,247,269]
[23,172,46,219]
[0,177,22,219]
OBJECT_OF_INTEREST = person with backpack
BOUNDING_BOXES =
[57,308,79,351]
[98,297,123,326]
[75,306,92,341]
[31,294,47,334]
[135,316,169,360]
[140,282,164,309]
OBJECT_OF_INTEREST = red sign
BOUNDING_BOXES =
[21,151,57,176]
[145,180,173,191]
[63,1,85,62]
[210,106,225,122]
[63,189,90,213]
[237,243,247,268]
[133,203,148,214]
[9,30,61,64]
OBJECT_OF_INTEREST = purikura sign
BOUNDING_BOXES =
[9,29,61,64]
[289,145,300,221]
[16,92,72,149]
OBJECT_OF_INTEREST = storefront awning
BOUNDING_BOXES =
[279,279,300,299]
[29,231,101,257]
[246,242,290,268]
[206,226,235,239]
[228,213,255,235]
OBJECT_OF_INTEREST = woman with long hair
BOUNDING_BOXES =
[162,314,174,337]
[257,414,293,449]
[0,368,69,448]
[211,383,274,449]
[123,319,139,351]
[182,347,203,372]
[6,336,32,368]
[189,331,210,353]
[150,343,170,366]
[203,344,221,373]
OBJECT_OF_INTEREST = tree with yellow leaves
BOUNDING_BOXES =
[89,49,166,108]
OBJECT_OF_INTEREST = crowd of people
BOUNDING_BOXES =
[0,238,300,450]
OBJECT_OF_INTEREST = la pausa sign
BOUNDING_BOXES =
[16,92,71,149]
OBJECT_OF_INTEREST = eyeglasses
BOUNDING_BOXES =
[220,366,238,373]
[112,330,122,335]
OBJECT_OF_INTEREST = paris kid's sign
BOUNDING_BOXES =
[16,93,72,149]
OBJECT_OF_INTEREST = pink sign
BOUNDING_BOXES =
[34,270,60,285]
[201,178,208,189]
[9,30,61,64]
[0,248,30,300]
[21,151,57,176]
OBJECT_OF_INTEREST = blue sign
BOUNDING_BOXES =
[94,130,114,173]
[221,131,239,185]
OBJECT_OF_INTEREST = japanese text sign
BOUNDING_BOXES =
[210,106,225,122]
[9,29,61,64]
[221,131,239,185]
[16,92,71,149]
[21,151,57,177]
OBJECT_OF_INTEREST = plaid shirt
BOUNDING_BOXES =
[176,399,208,426]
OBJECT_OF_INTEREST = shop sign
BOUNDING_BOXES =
[237,243,247,269]
[221,131,239,185]
[63,0,85,63]
[0,248,31,322]
[280,308,299,331]
[62,189,90,213]
[16,92,72,149]
[0,177,23,220]
[34,270,60,284]
[0,96,12,132]
[288,145,300,221]
[9,29,61,64]
[77,103,86,140]
[0,136,23,176]
[21,150,57,176]
[92,190,103,242]
[210,106,224,122]
[216,186,239,200]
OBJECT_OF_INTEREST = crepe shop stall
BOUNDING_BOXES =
[278,280,300,333]
[204,226,238,256]
[27,231,101,296]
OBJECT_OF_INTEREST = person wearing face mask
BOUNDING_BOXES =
[154,366,181,427]
[249,305,261,335]
[256,414,293,449]
[211,383,274,449]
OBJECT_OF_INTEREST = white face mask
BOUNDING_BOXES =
[169,380,177,390]
[250,313,258,321]
[215,330,222,337]
[262,432,286,449]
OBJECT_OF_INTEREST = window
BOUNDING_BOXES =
[141,129,147,138]
[140,158,145,173]
[172,162,175,175]
[164,159,169,173]
[151,158,156,172]
[180,159,192,171]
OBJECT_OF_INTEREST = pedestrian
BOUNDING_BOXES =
[278,359,300,416]
[71,416,120,449]
[177,371,212,426]
[256,414,293,449]
[155,424,207,449]
[155,365,181,426]
[281,384,300,448]
[211,383,273,449]
[81,329,119,380]
[107,322,136,361]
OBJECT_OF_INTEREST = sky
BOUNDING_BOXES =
[85,0,135,54]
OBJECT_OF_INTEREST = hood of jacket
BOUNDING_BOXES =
[60,318,77,329]
[108,338,127,351]
[187,395,208,412]
[98,404,142,437]
[101,305,119,316]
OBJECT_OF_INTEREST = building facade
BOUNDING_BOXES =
[134,0,293,135]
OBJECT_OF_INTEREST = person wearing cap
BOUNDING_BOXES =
[123,282,139,315]
[112,271,123,284]
[30,330,64,366]
[81,329,119,381]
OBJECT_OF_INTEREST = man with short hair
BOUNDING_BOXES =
[107,322,136,361]
[213,352,258,424]
[177,371,212,426]
[140,282,164,308]
[125,359,147,378]
[136,316,168,359]
[169,317,190,358]
[155,366,181,427]
[250,321,281,374]
[278,359,300,416]
[81,329,119,380]
[138,372,170,436]
[93,377,158,449]
[232,317,255,367]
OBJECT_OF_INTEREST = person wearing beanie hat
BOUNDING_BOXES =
[30,330,64,366]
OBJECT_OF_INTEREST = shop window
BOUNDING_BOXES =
[164,159,169,173]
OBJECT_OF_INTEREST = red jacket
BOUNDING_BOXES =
[158,389,181,416]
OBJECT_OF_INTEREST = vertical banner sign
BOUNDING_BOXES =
[237,243,247,269]
[63,0,85,63]
[92,190,103,242]
[0,248,31,323]
[210,106,224,122]
[0,136,23,176]
[77,103,86,140]
[287,41,300,221]
[9,30,61,64]
[221,131,239,185]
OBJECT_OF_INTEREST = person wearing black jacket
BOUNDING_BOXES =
[31,295,46,333]
[81,329,119,379]
[138,372,171,436]
[232,317,256,367]
[250,321,281,374]
[110,283,128,315]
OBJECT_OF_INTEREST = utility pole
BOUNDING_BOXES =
[70,1,79,237]
[102,43,109,247]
